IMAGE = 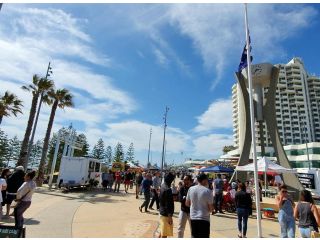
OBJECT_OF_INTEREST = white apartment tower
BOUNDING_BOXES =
[232,58,320,148]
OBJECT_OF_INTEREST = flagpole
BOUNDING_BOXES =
[244,3,262,237]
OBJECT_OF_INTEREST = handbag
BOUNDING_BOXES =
[10,190,30,209]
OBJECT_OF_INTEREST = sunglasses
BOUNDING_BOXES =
[282,190,288,193]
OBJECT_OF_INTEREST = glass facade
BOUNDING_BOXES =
[285,147,320,156]
[289,161,320,168]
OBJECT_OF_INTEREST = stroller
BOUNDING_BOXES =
[222,189,236,213]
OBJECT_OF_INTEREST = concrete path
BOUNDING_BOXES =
[0,186,297,238]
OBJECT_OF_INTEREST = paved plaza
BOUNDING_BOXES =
[0,185,289,238]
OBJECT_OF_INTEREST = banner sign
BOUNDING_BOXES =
[0,226,25,238]
[297,173,315,189]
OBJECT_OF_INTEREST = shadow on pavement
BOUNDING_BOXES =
[213,213,238,220]
[145,211,158,216]
[36,187,131,204]
[85,196,127,204]
[25,218,40,225]
[1,217,40,226]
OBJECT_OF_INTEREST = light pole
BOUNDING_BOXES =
[26,62,53,168]
[244,4,262,237]
[161,106,169,174]
[181,151,184,164]
[49,130,62,189]
[147,127,152,168]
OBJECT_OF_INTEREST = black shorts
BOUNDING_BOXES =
[5,194,16,204]
[191,219,210,238]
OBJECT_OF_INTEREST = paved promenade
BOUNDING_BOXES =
[0,186,289,238]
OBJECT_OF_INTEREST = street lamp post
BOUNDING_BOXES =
[26,62,53,168]
[147,127,152,168]
[161,106,169,175]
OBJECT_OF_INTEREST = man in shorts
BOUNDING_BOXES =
[159,172,175,238]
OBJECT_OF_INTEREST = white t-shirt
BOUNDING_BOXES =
[186,184,213,222]
[0,178,7,203]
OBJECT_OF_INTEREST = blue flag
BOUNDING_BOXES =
[238,35,253,72]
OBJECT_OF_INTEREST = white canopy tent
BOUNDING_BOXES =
[236,156,297,194]
[236,156,296,173]
[199,160,215,166]
[126,161,141,169]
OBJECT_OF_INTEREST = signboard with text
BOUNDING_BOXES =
[297,173,316,189]
[0,225,25,238]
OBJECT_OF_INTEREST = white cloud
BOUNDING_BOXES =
[113,4,317,88]
[127,5,191,75]
[193,134,234,158]
[153,48,169,67]
[0,6,136,143]
[195,98,233,133]
[85,120,190,154]
[167,4,317,88]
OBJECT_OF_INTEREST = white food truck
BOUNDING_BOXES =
[58,156,102,189]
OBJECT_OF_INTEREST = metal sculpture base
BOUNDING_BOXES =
[232,66,303,200]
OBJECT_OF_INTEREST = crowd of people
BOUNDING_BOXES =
[101,169,136,193]
[1,165,320,238]
[0,166,36,229]
[133,170,320,238]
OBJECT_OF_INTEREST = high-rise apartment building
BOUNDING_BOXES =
[232,58,320,148]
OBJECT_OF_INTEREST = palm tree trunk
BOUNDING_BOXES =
[26,93,44,164]
[17,93,39,168]
[0,116,2,125]
[36,100,58,186]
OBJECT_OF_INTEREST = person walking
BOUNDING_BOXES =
[139,173,153,213]
[14,170,36,228]
[114,171,122,193]
[135,172,143,199]
[124,170,132,193]
[149,172,161,210]
[5,166,25,216]
[235,183,252,238]
[213,173,224,214]
[177,175,192,238]
[274,175,283,189]
[294,190,320,238]
[186,173,213,238]
[107,170,114,192]
[275,185,295,238]
[159,172,175,238]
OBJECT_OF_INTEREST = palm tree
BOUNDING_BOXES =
[0,91,23,125]
[37,88,73,185]
[17,75,54,168]
[26,78,55,166]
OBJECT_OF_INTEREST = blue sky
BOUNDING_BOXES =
[0,3,320,165]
